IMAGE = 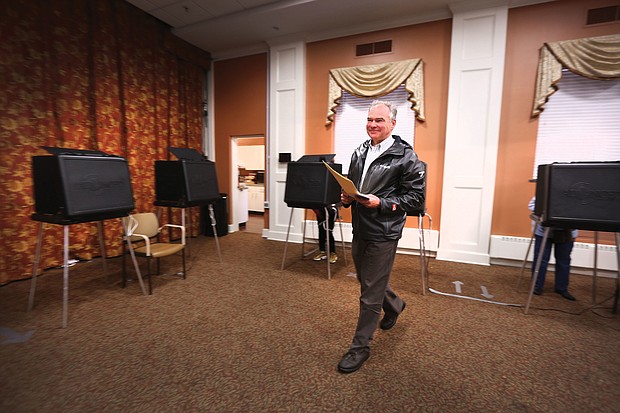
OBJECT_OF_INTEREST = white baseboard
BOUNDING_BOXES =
[490,235,618,274]
[266,224,618,275]
[302,219,439,254]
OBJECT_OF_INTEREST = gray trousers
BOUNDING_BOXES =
[350,237,405,351]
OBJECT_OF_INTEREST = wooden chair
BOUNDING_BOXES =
[122,212,186,295]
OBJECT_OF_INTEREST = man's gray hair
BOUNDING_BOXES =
[369,100,397,121]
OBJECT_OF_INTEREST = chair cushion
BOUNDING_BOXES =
[134,243,184,258]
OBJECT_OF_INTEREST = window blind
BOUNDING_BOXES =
[533,69,620,178]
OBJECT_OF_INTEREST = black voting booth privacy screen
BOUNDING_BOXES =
[155,148,220,207]
[534,162,620,231]
[32,148,134,219]
[284,155,342,208]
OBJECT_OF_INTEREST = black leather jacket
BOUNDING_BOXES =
[345,135,425,241]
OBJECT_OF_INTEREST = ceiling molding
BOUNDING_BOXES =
[129,0,558,59]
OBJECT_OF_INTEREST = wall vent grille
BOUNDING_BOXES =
[356,40,392,56]
[586,5,620,25]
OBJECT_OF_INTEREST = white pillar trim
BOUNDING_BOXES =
[436,5,508,265]
[264,41,307,242]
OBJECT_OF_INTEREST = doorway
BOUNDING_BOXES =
[230,135,265,234]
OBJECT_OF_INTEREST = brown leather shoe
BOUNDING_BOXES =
[337,349,370,373]
[380,301,406,330]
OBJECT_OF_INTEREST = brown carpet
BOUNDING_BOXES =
[1,231,619,412]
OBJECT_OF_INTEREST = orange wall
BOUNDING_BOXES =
[213,0,619,236]
[238,137,265,146]
[494,0,620,237]
[213,53,267,219]
[305,20,452,227]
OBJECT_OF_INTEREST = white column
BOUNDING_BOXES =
[265,41,306,242]
[436,4,508,265]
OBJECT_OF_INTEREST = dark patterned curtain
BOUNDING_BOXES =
[0,0,210,284]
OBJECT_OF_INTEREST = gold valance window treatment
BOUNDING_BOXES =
[326,59,425,124]
[532,33,620,117]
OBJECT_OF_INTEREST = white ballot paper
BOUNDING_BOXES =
[322,161,369,200]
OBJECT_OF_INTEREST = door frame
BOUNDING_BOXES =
[230,135,265,232]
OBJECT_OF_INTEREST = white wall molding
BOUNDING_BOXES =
[288,227,619,275]
[489,235,619,275]
[436,5,508,265]
[300,219,439,255]
[264,41,306,243]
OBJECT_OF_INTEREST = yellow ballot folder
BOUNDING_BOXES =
[322,161,369,200]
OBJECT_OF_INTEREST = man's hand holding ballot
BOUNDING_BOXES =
[341,190,380,208]
[322,161,379,207]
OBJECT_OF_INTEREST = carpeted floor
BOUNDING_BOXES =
[1,231,619,412]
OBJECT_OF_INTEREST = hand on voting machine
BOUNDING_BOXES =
[322,161,369,200]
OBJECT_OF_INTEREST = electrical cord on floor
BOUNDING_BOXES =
[428,287,523,308]
[579,294,619,319]
[521,293,618,320]
[428,286,619,325]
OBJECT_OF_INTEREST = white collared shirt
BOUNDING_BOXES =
[360,137,394,190]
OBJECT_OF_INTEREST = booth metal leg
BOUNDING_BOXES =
[61,225,69,328]
[28,222,44,311]
[312,206,338,280]
[188,208,194,257]
[614,233,619,314]
[324,206,331,280]
[337,207,347,266]
[416,213,432,295]
[96,221,109,282]
[525,227,551,314]
[418,214,427,295]
[127,245,147,296]
[517,232,536,290]
[592,232,599,304]
[301,209,308,258]
[26,222,76,327]
[182,208,191,258]
[121,218,148,296]
[281,208,295,270]
[281,206,339,280]
[208,204,222,263]
[301,208,320,260]
[301,209,323,260]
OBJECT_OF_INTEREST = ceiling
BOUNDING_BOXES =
[125,0,553,60]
